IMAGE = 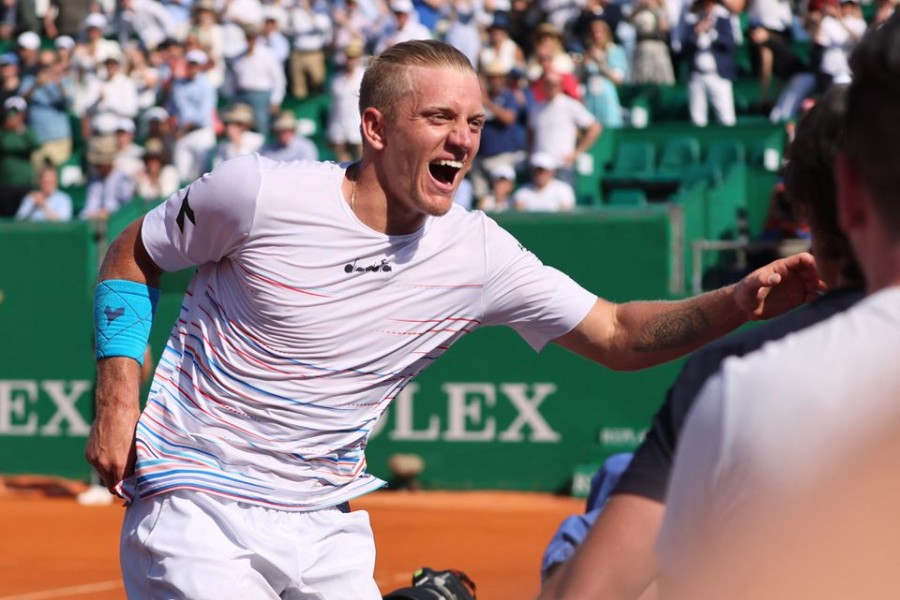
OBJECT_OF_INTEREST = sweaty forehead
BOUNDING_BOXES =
[403,66,481,107]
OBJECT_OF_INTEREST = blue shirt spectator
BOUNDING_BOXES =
[168,68,216,131]
[18,64,75,148]
[15,167,73,222]
[80,136,136,220]
[259,112,319,163]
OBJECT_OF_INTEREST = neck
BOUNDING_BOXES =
[345,160,426,235]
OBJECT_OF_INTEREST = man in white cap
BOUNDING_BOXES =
[232,22,286,135]
[168,48,217,182]
[375,0,432,54]
[513,152,577,212]
[260,110,318,163]
[114,118,145,177]
[16,32,41,77]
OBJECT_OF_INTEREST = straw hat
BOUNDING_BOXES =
[222,103,255,126]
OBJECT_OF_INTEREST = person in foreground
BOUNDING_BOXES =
[657,16,900,599]
[539,83,863,600]
[86,40,821,598]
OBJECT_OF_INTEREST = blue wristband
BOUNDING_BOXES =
[94,279,160,366]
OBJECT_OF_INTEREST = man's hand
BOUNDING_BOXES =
[85,357,143,495]
[734,252,825,321]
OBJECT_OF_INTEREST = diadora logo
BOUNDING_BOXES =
[344,258,392,274]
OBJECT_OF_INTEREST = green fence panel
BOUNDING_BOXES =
[0,221,97,479]
[0,213,690,492]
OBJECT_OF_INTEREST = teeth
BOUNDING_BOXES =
[434,160,463,169]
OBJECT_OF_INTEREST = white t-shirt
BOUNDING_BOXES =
[137,155,596,509]
[658,287,900,579]
[529,94,597,166]
[513,179,576,212]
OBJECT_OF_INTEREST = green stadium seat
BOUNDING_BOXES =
[705,139,746,178]
[606,188,648,207]
[607,141,656,179]
[657,137,701,177]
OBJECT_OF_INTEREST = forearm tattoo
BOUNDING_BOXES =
[632,306,710,353]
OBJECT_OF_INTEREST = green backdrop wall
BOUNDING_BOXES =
[0,209,691,492]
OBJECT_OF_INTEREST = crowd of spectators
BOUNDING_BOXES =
[0,0,892,222]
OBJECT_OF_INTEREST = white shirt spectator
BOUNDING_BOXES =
[233,43,287,106]
[529,93,598,167]
[513,177,576,212]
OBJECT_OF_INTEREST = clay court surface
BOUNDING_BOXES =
[0,480,583,600]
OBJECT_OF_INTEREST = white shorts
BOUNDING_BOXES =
[120,490,381,599]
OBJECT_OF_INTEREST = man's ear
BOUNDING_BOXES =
[361,107,386,150]
[836,151,867,235]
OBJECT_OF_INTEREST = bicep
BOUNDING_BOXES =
[99,217,163,287]
[553,298,619,364]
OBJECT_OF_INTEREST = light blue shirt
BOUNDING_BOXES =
[80,170,136,219]
[259,137,319,163]
[15,189,73,222]
[19,74,75,143]
[169,73,216,130]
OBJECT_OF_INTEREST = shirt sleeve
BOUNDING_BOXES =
[140,153,262,272]
[480,217,596,351]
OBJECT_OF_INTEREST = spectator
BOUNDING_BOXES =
[15,166,73,222]
[45,0,94,40]
[478,12,526,75]
[513,152,576,212]
[114,118,145,178]
[141,106,174,157]
[528,69,602,186]
[749,25,817,123]
[168,48,217,182]
[79,135,136,221]
[116,0,177,53]
[72,13,122,83]
[375,0,432,54]
[629,0,675,85]
[211,102,264,168]
[260,111,318,163]
[683,0,737,127]
[160,0,195,30]
[0,96,39,216]
[54,36,76,74]
[326,38,366,163]
[134,138,180,202]
[86,53,140,133]
[809,0,865,91]
[261,9,291,66]
[331,0,378,67]
[0,52,21,106]
[232,22,285,135]
[581,17,628,130]
[287,0,330,99]
[125,45,163,111]
[526,23,578,90]
[443,1,482,67]
[477,163,517,213]
[470,60,528,199]
[744,0,794,107]
[574,0,628,53]
[18,50,75,171]
[16,32,41,78]
[187,0,225,90]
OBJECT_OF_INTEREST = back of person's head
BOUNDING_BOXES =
[844,13,900,238]
[359,40,476,122]
[784,85,864,287]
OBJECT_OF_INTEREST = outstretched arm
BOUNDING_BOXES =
[555,253,823,370]
[85,218,163,494]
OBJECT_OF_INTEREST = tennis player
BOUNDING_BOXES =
[87,40,822,598]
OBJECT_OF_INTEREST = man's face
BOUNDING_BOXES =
[39,169,57,194]
[276,127,294,146]
[374,65,485,221]
[532,167,554,188]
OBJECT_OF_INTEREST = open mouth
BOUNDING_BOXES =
[429,159,464,187]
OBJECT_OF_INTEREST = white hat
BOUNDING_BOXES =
[185,49,208,65]
[490,164,516,181]
[3,96,27,113]
[116,117,136,133]
[145,106,169,122]
[84,13,108,29]
[54,35,76,49]
[530,152,558,171]
[92,112,120,135]
[390,0,414,13]
[17,31,40,50]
